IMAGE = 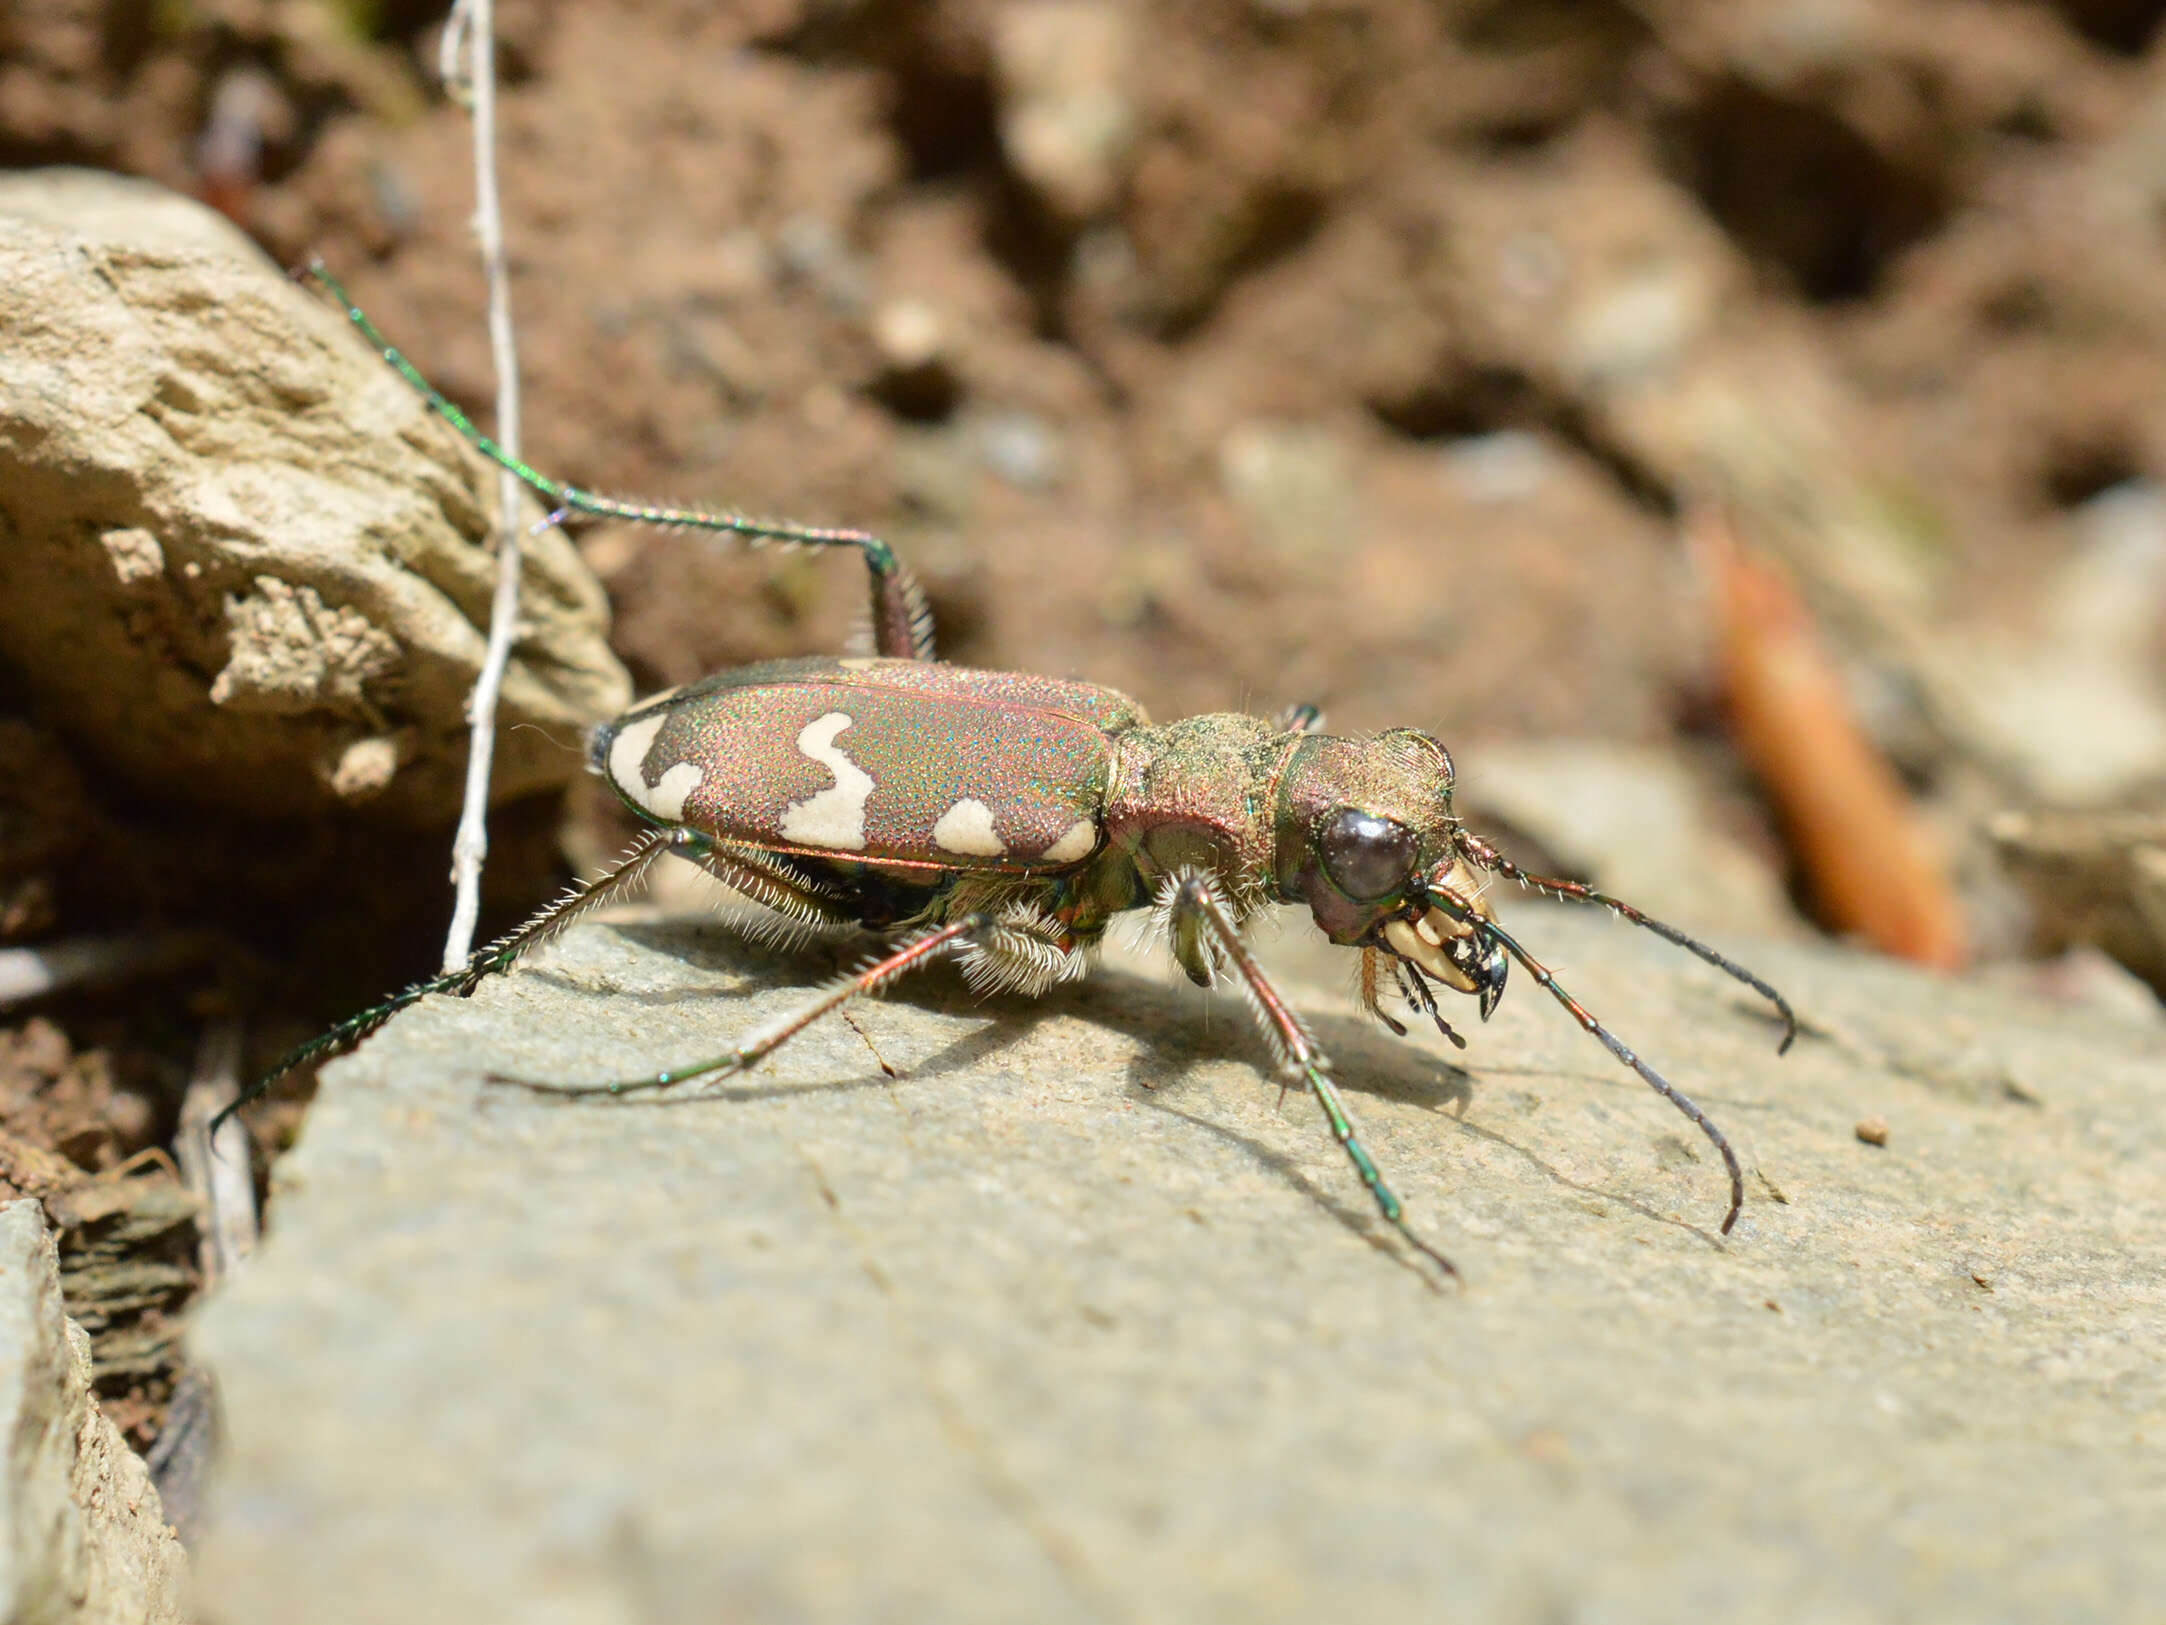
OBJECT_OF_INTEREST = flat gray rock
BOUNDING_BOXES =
[190,906,2166,1622]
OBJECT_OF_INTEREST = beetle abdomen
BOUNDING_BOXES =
[595,657,1141,872]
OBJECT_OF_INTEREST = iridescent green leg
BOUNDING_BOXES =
[304,262,935,660]
[1169,871,1457,1282]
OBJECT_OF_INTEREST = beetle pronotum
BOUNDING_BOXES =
[229,264,1797,1280]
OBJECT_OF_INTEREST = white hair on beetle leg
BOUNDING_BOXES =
[956,902,1091,997]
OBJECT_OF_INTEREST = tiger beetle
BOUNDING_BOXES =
[228,262,1798,1281]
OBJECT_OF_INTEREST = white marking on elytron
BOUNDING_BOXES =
[777,711,873,850]
[607,712,703,821]
[931,798,1006,857]
[1039,819,1096,864]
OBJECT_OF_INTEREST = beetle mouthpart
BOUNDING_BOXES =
[1383,909,1484,996]
[1454,930,1508,1020]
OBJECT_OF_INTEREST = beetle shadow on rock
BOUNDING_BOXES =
[523,917,865,1007]
[501,918,1718,1248]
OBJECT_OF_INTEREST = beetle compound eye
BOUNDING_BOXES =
[1319,808,1417,900]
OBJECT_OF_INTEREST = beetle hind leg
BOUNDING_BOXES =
[695,841,862,942]
[217,826,690,1131]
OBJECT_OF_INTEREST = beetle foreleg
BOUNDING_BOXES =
[494,915,987,1098]
[1453,831,1797,1053]
[1167,871,1457,1283]
[306,262,937,661]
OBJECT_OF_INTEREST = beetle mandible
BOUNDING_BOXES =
[233,264,1798,1280]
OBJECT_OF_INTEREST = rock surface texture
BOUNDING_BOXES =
[0,1201,187,1624]
[0,168,628,826]
[189,904,2165,1622]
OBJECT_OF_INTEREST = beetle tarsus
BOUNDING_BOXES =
[213,828,684,1136]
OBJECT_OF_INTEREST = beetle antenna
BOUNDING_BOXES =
[1455,833,1795,1053]
[1473,914,1746,1236]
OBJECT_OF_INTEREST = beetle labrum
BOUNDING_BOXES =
[233,264,1797,1280]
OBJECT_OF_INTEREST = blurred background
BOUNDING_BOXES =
[2,0,2165,1451]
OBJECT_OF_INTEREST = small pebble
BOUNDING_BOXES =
[1855,1115,1890,1147]
[871,300,945,372]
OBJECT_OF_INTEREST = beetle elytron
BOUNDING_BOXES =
[231,265,1797,1280]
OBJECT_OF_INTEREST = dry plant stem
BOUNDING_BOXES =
[175,1019,259,1284]
[439,0,530,972]
[1691,505,1966,969]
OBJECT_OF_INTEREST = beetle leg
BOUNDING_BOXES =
[1272,702,1326,735]
[218,826,690,1130]
[496,915,989,1098]
[1166,871,1457,1283]
[306,261,937,661]
[956,905,1095,998]
[696,842,860,937]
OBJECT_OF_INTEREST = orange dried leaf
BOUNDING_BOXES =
[1693,507,1965,969]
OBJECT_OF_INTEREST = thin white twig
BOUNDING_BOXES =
[175,1020,258,1285]
[440,0,529,971]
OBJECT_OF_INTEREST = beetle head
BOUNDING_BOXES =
[1276,728,1507,1015]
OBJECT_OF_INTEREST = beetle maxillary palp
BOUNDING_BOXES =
[1383,955,1467,1051]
